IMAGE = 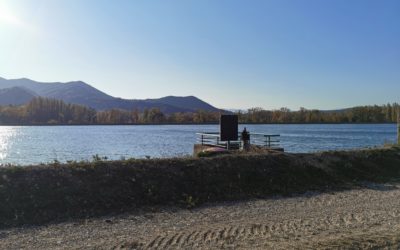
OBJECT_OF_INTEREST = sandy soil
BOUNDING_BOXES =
[2,182,400,249]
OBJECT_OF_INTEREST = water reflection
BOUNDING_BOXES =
[0,126,18,161]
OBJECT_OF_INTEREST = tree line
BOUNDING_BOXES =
[0,97,398,125]
[0,97,220,125]
[238,104,399,124]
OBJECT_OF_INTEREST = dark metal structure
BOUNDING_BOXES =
[220,115,238,141]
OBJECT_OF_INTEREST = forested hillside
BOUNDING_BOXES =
[0,77,221,113]
[0,97,220,124]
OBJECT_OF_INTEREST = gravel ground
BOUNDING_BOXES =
[2,182,400,249]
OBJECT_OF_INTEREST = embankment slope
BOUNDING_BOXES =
[1,146,400,228]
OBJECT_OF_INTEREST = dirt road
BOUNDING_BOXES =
[2,182,400,249]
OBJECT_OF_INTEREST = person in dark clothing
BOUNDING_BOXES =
[241,127,250,150]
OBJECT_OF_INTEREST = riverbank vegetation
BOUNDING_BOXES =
[0,97,398,125]
[0,146,399,227]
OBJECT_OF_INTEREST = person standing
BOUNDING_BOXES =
[241,127,250,151]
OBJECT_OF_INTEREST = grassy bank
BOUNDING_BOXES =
[1,146,400,228]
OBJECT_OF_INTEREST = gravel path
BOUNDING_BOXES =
[2,182,400,249]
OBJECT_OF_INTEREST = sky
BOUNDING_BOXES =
[0,0,399,110]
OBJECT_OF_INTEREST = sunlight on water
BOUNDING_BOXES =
[0,126,18,161]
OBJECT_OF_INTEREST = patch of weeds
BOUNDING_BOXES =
[182,194,199,208]
[2,166,18,173]
[197,150,230,158]
[66,160,78,165]
[52,159,61,165]
[92,154,108,162]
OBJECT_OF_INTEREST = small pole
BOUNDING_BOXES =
[397,108,400,145]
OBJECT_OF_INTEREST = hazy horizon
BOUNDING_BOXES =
[1,0,399,110]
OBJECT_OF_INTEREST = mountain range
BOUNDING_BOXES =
[0,77,221,113]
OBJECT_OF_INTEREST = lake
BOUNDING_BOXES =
[0,124,397,166]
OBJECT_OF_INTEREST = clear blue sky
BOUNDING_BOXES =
[0,0,399,110]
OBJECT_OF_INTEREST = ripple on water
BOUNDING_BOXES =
[0,124,396,166]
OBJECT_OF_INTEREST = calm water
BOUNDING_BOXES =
[0,124,397,166]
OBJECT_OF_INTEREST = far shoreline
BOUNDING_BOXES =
[0,122,397,126]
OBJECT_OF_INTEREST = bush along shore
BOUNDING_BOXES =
[1,146,400,228]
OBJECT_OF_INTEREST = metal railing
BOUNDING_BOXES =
[196,132,280,149]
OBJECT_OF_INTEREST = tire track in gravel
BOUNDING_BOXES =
[3,183,400,250]
[140,210,398,249]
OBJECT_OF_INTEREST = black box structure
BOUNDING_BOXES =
[220,115,238,141]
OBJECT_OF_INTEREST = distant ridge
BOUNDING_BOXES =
[146,95,218,112]
[0,77,221,113]
[0,87,37,106]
